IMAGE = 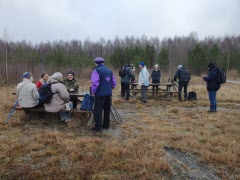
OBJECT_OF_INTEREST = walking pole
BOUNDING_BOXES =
[4,99,19,125]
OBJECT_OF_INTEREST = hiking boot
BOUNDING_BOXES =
[90,127,101,132]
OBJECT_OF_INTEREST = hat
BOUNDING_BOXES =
[22,72,32,79]
[139,62,145,67]
[207,62,215,70]
[177,65,182,69]
[41,72,48,78]
[51,72,63,81]
[94,57,105,64]
[67,71,74,76]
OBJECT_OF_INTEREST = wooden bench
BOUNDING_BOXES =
[15,106,93,127]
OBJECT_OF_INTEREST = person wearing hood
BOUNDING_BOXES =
[121,64,135,101]
[16,72,39,108]
[201,62,220,112]
[174,65,191,101]
[62,71,79,109]
[138,62,150,103]
[36,72,50,89]
[44,72,71,121]
[151,64,161,95]
[91,57,117,132]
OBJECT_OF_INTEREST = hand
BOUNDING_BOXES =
[70,88,75,92]
[92,94,95,96]
[201,74,206,78]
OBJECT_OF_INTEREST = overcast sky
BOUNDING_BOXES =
[0,0,240,44]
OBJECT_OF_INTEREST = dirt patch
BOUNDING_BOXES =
[164,146,220,179]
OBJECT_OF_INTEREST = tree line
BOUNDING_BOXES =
[0,32,240,85]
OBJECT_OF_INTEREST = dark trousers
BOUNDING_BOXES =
[93,96,112,131]
[152,79,160,95]
[121,82,130,100]
[178,81,188,100]
[70,95,78,108]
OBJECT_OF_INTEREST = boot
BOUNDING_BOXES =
[214,105,217,112]
[208,105,215,112]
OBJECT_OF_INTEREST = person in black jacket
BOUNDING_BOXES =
[174,65,191,101]
[202,62,220,112]
[151,64,161,95]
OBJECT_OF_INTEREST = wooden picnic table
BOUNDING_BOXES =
[129,82,178,100]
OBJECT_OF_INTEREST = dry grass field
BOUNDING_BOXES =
[0,76,240,179]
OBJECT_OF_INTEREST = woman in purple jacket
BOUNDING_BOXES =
[91,57,117,132]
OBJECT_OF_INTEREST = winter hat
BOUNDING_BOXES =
[139,62,145,67]
[22,72,32,79]
[67,71,74,76]
[177,65,182,69]
[41,72,48,78]
[94,57,105,64]
[207,62,215,70]
[51,72,63,81]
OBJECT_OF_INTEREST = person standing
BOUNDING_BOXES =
[91,57,117,132]
[174,65,191,102]
[121,64,135,100]
[151,64,161,95]
[201,62,220,112]
[138,62,150,103]
[62,71,79,109]
[16,72,39,108]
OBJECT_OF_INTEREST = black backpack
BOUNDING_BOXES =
[38,82,59,104]
[188,91,197,101]
[119,66,127,77]
[216,67,226,84]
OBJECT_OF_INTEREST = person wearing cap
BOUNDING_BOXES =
[201,62,220,112]
[121,64,135,100]
[62,71,79,109]
[91,57,117,132]
[36,72,50,89]
[151,64,161,95]
[174,65,191,102]
[16,72,39,108]
[44,72,71,121]
[138,62,150,103]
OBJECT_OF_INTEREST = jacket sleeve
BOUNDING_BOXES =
[36,81,42,89]
[32,85,39,100]
[91,70,100,95]
[74,79,79,91]
[111,73,117,89]
[127,68,135,80]
[58,84,70,103]
[174,70,179,81]
[203,70,217,82]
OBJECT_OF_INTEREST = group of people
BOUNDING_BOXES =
[17,57,116,132]
[16,57,221,133]
[120,61,221,112]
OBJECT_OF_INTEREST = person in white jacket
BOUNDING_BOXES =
[16,72,39,108]
[138,62,150,103]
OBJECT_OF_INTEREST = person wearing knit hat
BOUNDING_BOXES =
[91,57,117,132]
[44,72,71,121]
[174,65,191,102]
[138,61,150,103]
[202,62,220,112]
[36,72,50,89]
[62,71,79,109]
[151,64,161,96]
[16,72,39,108]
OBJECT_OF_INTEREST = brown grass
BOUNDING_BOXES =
[0,77,240,179]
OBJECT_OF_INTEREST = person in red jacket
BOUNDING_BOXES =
[36,72,50,89]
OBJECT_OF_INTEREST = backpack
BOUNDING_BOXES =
[80,93,94,111]
[119,66,127,77]
[216,67,226,84]
[187,91,197,101]
[38,82,59,104]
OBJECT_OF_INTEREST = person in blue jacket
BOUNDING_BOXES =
[91,57,117,132]
[202,62,220,112]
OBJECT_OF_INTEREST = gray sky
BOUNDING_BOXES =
[1,0,240,44]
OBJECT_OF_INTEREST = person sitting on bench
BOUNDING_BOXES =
[63,71,79,109]
[16,72,39,108]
